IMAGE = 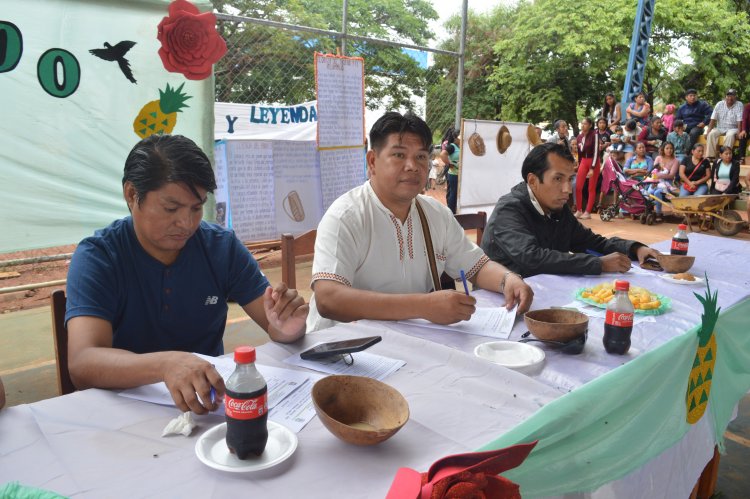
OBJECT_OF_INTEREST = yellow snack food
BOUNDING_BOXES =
[581,281,663,311]
[639,300,661,310]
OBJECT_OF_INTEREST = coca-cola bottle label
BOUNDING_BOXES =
[605,310,633,327]
[671,240,688,253]
[225,393,268,420]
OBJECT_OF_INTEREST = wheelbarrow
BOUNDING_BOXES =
[648,193,746,236]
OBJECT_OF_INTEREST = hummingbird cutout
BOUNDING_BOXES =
[89,41,137,83]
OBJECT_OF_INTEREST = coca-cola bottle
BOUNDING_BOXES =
[670,224,689,255]
[603,280,634,355]
[225,346,268,459]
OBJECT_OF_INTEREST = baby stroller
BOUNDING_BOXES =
[598,157,658,224]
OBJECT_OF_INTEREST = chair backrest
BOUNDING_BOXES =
[51,289,75,396]
[454,211,487,245]
[440,211,488,290]
[280,229,317,289]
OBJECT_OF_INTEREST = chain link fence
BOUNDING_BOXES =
[215,13,461,141]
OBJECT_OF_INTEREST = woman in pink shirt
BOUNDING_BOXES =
[647,142,679,222]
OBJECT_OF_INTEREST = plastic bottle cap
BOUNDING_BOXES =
[614,280,630,291]
[234,346,256,363]
[677,224,687,230]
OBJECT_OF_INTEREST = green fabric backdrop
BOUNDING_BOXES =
[478,301,750,497]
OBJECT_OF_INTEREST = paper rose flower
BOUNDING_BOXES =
[386,441,538,499]
[157,0,227,80]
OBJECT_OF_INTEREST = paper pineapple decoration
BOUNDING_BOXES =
[132,83,191,138]
[686,279,720,424]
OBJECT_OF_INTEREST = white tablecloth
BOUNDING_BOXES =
[0,324,562,498]
[1,234,747,498]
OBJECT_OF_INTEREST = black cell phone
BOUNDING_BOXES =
[299,336,382,360]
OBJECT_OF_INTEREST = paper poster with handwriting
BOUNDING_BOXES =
[225,141,277,241]
[315,53,365,148]
[319,148,366,213]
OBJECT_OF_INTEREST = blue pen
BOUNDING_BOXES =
[585,249,603,257]
[459,269,470,295]
[210,387,216,406]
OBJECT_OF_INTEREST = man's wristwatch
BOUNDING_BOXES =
[500,271,522,294]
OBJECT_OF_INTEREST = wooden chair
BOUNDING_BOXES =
[454,211,487,245]
[51,289,76,396]
[280,230,317,290]
[440,211,488,290]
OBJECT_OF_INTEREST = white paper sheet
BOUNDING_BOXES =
[117,354,315,432]
[395,305,518,339]
[284,349,405,380]
[267,375,323,433]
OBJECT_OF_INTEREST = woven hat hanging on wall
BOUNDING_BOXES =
[468,132,486,156]
[526,124,544,146]
[496,125,512,154]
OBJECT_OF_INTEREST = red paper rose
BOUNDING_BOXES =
[157,0,227,80]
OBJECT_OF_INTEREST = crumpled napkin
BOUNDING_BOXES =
[161,411,196,437]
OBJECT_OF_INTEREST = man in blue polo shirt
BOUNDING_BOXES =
[66,134,307,414]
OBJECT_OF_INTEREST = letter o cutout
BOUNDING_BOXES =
[0,21,23,73]
[37,48,80,98]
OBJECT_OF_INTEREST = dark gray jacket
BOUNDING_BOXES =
[480,182,642,277]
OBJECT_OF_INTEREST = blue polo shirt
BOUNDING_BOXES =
[65,217,269,356]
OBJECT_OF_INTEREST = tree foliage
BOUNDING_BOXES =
[212,0,438,109]
[427,6,517,138]
[423,0,750,136]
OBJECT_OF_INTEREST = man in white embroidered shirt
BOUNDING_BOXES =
[307,112,534,331]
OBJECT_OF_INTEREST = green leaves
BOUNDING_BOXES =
[443,0,750,133]
[212,0,438,108]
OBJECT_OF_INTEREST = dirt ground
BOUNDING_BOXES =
[0,243,287,314]
[0,184,449,314]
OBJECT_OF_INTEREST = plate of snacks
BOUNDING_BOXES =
[658,272,704,285]
[575,282,671,315]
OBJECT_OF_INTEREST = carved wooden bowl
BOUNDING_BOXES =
[312,375,409,446]
[655,254,695,273]
[524,308,589,342]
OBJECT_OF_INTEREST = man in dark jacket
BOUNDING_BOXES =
[481,143,659,278]
[675,88,713,150]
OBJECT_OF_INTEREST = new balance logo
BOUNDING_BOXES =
[204,296,219,305]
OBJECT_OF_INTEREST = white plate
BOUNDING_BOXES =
[474,341,545,373]
[658,274,705,285]
[195,421,298,473]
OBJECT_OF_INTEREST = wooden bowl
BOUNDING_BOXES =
[524,308,589,342]
[311,375,409,446]
[655,254,695,273]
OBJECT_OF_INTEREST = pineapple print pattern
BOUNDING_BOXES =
[133,83,191,139]
[686,279,720,424]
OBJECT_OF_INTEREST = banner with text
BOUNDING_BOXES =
[215,100,318,141]
[0,0,214,252]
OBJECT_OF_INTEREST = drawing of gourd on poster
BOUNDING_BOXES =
[0,0,216,253]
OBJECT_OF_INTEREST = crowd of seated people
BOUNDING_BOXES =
[548,86,750,224]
